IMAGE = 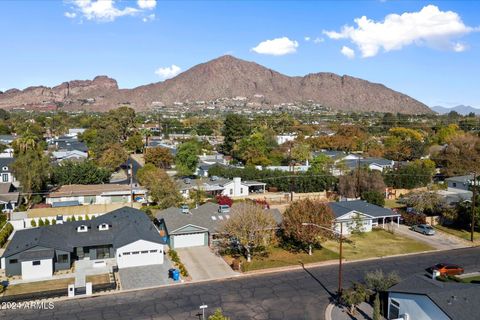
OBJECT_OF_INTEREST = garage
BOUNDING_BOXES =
[171,232,207,249]
[116,239,164,269]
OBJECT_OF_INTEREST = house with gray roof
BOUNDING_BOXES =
[388,274,480,320]
[0,207,166,280]
[445,174,474,191]
[329,200,401,235]
[156,202,282,249]
[0,157,15,184]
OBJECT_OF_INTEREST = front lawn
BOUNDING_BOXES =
[435,225,480,242]
[384,199,405,209]
[457,275,480,283]
[322,229,434,260]
[226,246,339,272]
[3,274,111,296]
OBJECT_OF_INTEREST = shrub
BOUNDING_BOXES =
[0,223,13,247]
[401,211,426,226]
[85,215,90,221]
[209,309,230,320]
[71,216,77,221]
[38,218,44,226]
[51,219,56,225]
[78,216,83,221]
[31,219,37,227]
[373,293,381,320]
[215,195,233,207]
[44,219,50,226]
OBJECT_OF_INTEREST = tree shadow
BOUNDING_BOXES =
[299,261,337,302]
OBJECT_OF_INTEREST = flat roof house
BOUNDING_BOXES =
[0,207,166,280]
[388,274,480,320]
[157,202,282,249]
[329,200,401,235]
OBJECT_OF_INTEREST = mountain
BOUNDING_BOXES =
[0,55,432,114]
[431,105,480,115]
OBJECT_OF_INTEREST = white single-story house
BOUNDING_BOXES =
[46,184,147,206]
[0,207,166,280]
[329,200,401,235]
[388,274,480,320]
[156,202,282,249]
[177,177,266,199]
[51,150,88,162]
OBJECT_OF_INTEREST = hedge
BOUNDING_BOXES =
[0,223,13,247]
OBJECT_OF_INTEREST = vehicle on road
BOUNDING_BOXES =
[429,263,464,276]
[412,224,436,235]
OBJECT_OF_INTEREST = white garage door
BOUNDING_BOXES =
[173,233,206,248]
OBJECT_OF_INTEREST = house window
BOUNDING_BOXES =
[132,251,139,255]
[57,254,69,263]
[389,299,400,319]
[2,166,8,171]
[9,259,18,264]
[240,188,243,194]
[149,250,157,253]
[2,174,8,182]
[32,260,41,266]
[453,182,457,188]
[141,251,148,254]
[123,252,130,255]
[229,189,233,195]
[77,225,88,232]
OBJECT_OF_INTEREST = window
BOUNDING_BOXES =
[2,173,8,182]
[2,166,8,171]
[141,251,148,254]
[132,251,139,255]
[389,299,400,319]
[32,260,41,266]
[9,259,18,264]
[240,188,243,194]
[123,252,131,255]
[229,189,233,195]
[77,225,88,232]
[57,254,68,263]
[149,250,157,253]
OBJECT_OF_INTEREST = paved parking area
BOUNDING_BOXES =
[395,224,469,250]
[177,246,239,281]
[118,260,175,290]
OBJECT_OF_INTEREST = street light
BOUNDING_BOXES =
[302,222,344,296]
[469,172,478,242]
[199,304,208,320]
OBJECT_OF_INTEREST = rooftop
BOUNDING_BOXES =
[329,200,399,219]
[48,184,132,197]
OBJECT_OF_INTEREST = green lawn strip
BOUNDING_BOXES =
[434,225,480,242]
[3,274,111,296]
[384,199,405,209]
[240,246,339,272]
[457,275,480,283]
[322,229,434,260]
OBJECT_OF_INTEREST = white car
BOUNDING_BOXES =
[412,224,435,235]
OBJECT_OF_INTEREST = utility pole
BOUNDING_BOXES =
[129,156,134,208]
[338,222,343,295]
[356,156,361,198]
[472,172,477,242]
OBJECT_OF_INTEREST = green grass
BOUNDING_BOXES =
[435,225,480,242]
[457,275,480,283]
[235,246,339,272]
[384,199,405,209]
[322,229,434,260]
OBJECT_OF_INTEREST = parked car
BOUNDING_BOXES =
[218,204,230,213]
[429,263,464,276]
[412,224,435,235]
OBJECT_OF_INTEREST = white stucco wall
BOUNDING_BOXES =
[221,178,248,197]
[1,257,5,270]
[45,194,131,205]
[21,259,53,280]
[334,211,373,235]
[388,293,449,320]
[116,239,164,269]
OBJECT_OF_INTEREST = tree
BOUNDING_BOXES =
[30,219,37,227]
[221,114,251,155]
[403,191,447,215]
[12,132,39,156]
[124,132,144,153]
[341,282,368,315]
[137,164,182,209]
[308,154,334,174]
[373,293,381,320]
[106,106,136,143]
[384,127,425,161]
[97,143,129,170]
[52,160,111,185]
[215,195,233,207]
[282,199,334,255]
[291,142,311,164]
[384,159,436,189]
[175,141,200,176]
[145,147,174,169]
[361,191,385,207]
[234,131,271,165]
[208,309,230,320]
[435,134,480,176]
[38,218,44,226]
[338,168,386,199]
[364,269,401,293]
[222,202,277,262]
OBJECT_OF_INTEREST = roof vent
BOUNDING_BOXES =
[98,223,109,231]
[77,225,88,233]
[210,175,219,181]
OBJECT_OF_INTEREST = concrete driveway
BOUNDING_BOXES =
[395,224,469,250]
[119,260,175,290]
[176,246,239,281]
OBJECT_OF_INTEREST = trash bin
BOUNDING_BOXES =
[172,269,180,281]
[168,268,175,279]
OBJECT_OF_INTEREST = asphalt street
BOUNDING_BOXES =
[2,247,480,320]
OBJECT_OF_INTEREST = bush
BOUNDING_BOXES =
[401,211,426,226]
[85,215,90,221]
[44,219,50,226]
[215,195,233,207]
[51,219,56,225]
[0,223,13,247]
[361,191,385,207]
[209,309,230,320]
[38,218,44,226]
[31,219,37,227]
[168,250,180,263]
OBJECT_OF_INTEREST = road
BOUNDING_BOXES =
[3,247,480,320]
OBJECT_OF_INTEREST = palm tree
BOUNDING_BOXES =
[140,128,153,152]
[13,131,38,155]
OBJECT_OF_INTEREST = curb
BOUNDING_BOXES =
[324,303,334,320]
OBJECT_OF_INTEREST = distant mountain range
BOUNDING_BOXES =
[431,105,480,115]
[0,55,432,114]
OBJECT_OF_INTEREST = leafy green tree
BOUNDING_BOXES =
[145,147,174,168]
[291,142,311,164]
[98,143,129,170]
[137,164,182,209]
[341,282,368,315]
[384,127,426,161]
[384,159,436,189]
[52,160,111,185]
[124,132,144,153]
[435,133,480,176]
[175,141,200,176]
[309,154,334,174]
[38,218,44,226]
[235,131,270,165]
[31,219,37,227]
[208,309,230,320]
[338,168,386,199]
[282,199,334,255]
[221,114,251,155]
[361,190,385,207]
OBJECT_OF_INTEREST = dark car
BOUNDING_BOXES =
[429,263,464,276]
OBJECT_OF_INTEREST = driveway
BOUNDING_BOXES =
[119,260,175,290]
[176,246,239,281]
[395,224,469,250]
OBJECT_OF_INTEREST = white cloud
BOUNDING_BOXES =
[453,42,467,52]
[137,0,156,10]
[313,37,324,44]
[65,0,156,22]
[155,65,181,80]
[64,12,77,18]
[341,46,355,59]
[251,37,299,56]
[143,13,155,22]
[323,5,478,57]
[304,36,311,41]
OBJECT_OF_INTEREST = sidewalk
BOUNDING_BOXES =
[326,302,386,320]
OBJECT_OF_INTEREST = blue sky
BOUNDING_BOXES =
[1,0,479,108]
